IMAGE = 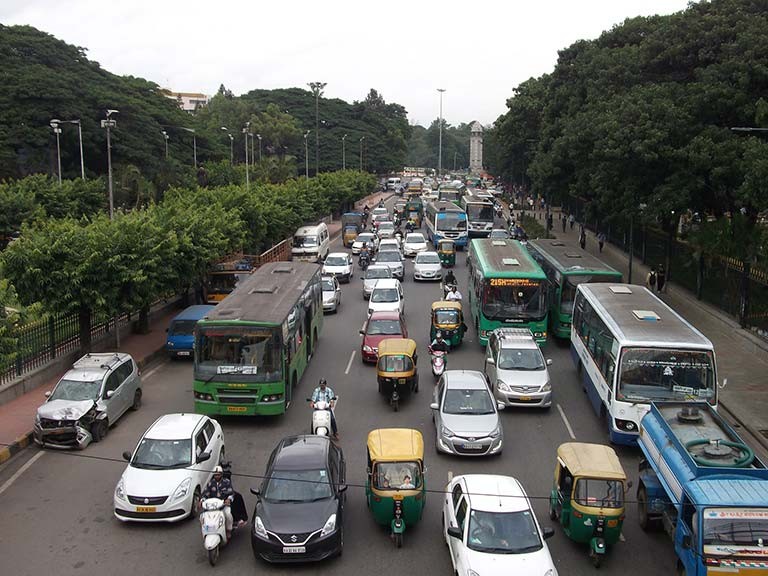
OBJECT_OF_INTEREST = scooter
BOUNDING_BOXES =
[307,396,337,436]
[359,252,371,271]
[429,347,447,379]
[199,497,230,566]
[441,280,457,299]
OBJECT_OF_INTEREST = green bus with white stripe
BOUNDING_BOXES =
[467,239,549,346]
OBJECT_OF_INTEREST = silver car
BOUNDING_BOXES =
[373,249,404,280]
[34,353,142,449]
[484,328,552,408]
[413,251,443,281]
[321,275,341,312]
[431,370,505,456]
[361,264,393,299]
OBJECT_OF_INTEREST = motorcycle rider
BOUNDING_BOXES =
[202,465,234,538]
[310,378,338,439]
[405,219,415,234]
[443,270,457,293]
[430,331,450,353]
[446,285,463,302]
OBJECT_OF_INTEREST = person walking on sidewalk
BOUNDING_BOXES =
[657,264,666,293]
[561,214,567,233]
[646,266,658,291]
[569,214,575,230]
[597,232,606,253]
[578,225,586,250]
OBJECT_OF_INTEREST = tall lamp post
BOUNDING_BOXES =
[101,109,119,346]
[242,122,250,189]
[308,81,327,175]
[359,136,365,172]
[183,127,197,166]
[221,126,234,164]
[437,88,446,177]
[256,134,262,161]
[303,130,311,183]
[50,119,63,185]
[342,134,347,170]
[51,119,85,180]
[161,130,169,159]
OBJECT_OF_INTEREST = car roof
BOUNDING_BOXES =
[458,474,531,513]
[416,251,439,258]
[372,279,399,289]
[327,252,348,258]
[493,328,538,350]
[65,352,132,382]
[146,413,206,439]
[367,264,391,272]
[273,435,330,470]
[368,310,402,321]
[444,370,487,389]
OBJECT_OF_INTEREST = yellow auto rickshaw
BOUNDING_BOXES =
[343,226,359,248]
[366,428,426,548]
[376,338,419,411]
[436,238,456,267]
[430,301,465,348]
[549,442,631,568]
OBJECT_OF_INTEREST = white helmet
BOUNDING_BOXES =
[213,465,223,474]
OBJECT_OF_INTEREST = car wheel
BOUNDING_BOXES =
[130,388,142,411]
[190,486,201,518]
[337,526,344,557]
[91,418,108,442]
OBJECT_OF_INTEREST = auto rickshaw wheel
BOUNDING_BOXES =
[393,532,403,548]
[549,503,558,521]
[590,549,602,569]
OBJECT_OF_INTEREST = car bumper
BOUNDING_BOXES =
[34,422,92,449]
[114,494,190,523]
[361,347,378,363]
[403,247,426,257]
[252,529,342,563]
[436,434,503,456]
[323,300,338,312]
[496,389,552,408]
[167,348,193,359]
[414,270,442,281]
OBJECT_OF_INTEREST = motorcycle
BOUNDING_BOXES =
[359,252,371,271]
[199,497,230,566]
[307,396,337,436]
[428,347,447,379]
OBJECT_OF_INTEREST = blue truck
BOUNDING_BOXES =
[637,402,768,575]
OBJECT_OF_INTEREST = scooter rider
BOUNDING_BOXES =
[446,285,463,302]
[311,378,338,439]
[431,331,450,353]
[202,466,234,538]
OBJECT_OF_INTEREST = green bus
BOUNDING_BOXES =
[467,239,549,346]
[193,261,323,416]
[527,239,622,339]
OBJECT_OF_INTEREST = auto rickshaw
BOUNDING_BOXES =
[430,301,465,348]
[376,338,419,411]
[436,238,456,267]
[549,442,631,568]
[343,225,359,248]
[366,428,426,548]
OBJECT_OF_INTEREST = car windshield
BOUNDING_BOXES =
[372,288,399,303]
[574,478,624,509]
[560,274,621,315]
[131,438,192,469]
[263,469,333,502]
[195,326,281,382]
[366,268,391,279]
[294,235,317,247]
[497,348,545,371]
[443,388,495,415]
[357,234,374,244]
[416,253,440,264]
[321,279,335,292]
[373,461,421,490]
[617,348,716,404]
[377,252,400,262]
[703,509,768,547]
[325,256,347,266]
[468,509,543,554]
[49,379,101,402]
[406,234,425,243]
[482,280,546,321]
[170,319,198,336]
[367,319,403,335]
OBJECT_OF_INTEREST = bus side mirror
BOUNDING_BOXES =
[682,534,692,549]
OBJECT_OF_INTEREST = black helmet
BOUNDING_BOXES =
[319,378,327,386]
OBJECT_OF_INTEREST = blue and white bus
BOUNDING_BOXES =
[437,181,466,206]
[460,196,495,238]
[424,201,468,249]
[571,283,718,445]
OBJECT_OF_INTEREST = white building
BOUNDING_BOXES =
[469,120,483,174]
[162,89,210,113]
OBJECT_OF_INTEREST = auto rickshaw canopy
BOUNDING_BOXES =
[437,238,455,251]
[377,337,417,358]
[367,428,424,462]
[557,442,627,481]
[431,300,462,313]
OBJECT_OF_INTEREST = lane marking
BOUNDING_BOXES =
[0,450,45,496]
[344,350,356,375]
[557,403,577,440]
[142,363,166,381]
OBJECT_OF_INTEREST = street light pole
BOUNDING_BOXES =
[304,130,311,184]
[50,120,62,185]
[342,134,347,171]
[359,136,365,172]
[437,88,446,178]
[257,134,262,161]
[243,122,250,190]
[75,120,85,179]
[161,130,169,159]
[308,82,326,175]
[101,109,119,348]
[221,127,234,164]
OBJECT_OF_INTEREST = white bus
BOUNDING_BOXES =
[571,283,718,445]
[460,196,495,238]
[424,201,468,249]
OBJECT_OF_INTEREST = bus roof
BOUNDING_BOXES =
[203,261,320,325]
[470,239,547,279]
[427,200,465,214]
[528,239,622,277]
[578,283,713,348]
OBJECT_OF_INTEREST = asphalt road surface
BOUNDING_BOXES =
[0,202,677,575]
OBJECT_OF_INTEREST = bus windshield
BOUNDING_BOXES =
[618,348,715,403]
[437,213,467,231]
[439,191,461,203]
[466,204,495,222]
[561,274,621,315]
[482,281,546,321]
[196,326,281,382]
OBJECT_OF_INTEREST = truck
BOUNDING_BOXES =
[637,402,768,575]
[341,212,364,247]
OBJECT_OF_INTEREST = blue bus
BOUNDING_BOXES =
[424,201,468,249]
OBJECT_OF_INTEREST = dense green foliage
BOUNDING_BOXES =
[406,121,472,171]
[486,0,768,261]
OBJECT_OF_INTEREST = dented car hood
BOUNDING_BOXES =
[37,399,95,421]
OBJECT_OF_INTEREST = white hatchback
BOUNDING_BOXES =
[114,413,225,522]
[443,474,558,576]
[322,252,354,283]
[413,251,443,281]
[402,232,428,257]
[368,278,404,316]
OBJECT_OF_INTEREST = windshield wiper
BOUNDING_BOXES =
[132,462,165,469]
[508,544,542,553]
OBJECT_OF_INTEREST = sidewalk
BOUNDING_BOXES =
[536,207,768,450]
[0,189,393,465]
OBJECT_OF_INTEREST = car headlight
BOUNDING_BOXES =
[167,341,174,347]
[544,570,556,576]
[253,515,269,539]
[115,478,126,501]
[496,380,512,393]
[363,345,373,353]
[489,426,502,439]
[320,513,337,537]
[541,381,551,392]
[172,477,192,501]
[440,425,454,438]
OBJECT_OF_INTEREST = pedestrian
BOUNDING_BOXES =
[547,213,553,232]
[561,214,567,233]
[579,227,586,250]
[597,232,606,253]
[657,264,666,293]
[646,266,658,291]
[569,214,575,230]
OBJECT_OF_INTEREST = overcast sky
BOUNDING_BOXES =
[2,0,692,127]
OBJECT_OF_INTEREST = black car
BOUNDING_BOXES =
[250,435,346,562]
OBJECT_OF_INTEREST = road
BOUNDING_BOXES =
[0,200,676,575]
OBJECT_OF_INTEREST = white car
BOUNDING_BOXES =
[321,275,341,312]
[373,249,405,280]
[362,264,394,299]
[443,474,558,576]
[402,232,428,257]
[413,251,443,281]
[352,232,378,255]
[368,278,404,316]
[377,221,396,240]
[322,252,354,283]
[114,413,225,522]
[378,238,401,254]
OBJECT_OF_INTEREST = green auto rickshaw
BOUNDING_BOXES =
[430,300,466,348]
[436,238,456,267]
[366,428,426,548]
[549,442,631,568]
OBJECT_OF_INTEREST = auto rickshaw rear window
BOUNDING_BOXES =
[378,355,413,372]
[574,478,624,508]
[374,462,421,490]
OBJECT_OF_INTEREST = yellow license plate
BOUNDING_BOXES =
[227,406,248,413]
[136,506,156,513]
[393,494,404,501]
[398,378,406,384]
[519,396,531,401]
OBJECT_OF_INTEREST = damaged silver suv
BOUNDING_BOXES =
[34,353,142,449]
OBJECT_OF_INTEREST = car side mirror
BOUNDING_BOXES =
[359,330,365,335]
[196,451,211,464]
[719,377,728,389]
[625,479,633,491]
[497,401,506,411]
[682,534,692,549]
[44,390,51,398]
[105,390,115,399]
[486,357,495,366]
[542,527,555,540]
[546,358,553,366]
[122,451,132,461]
[430,403,439,410]
[338,484,348,493]
[447,526,463,539]
[250,488,260,496]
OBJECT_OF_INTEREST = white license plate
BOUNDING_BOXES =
[282,546,306,554]
[203,525,218,534]
[177,351,191,356]
[462,443,482,449]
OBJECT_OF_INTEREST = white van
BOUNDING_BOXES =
[387,177,401,190]
[292,223,330,262]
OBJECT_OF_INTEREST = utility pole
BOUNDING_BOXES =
[359,136,365,172]
[101,109,119,346]
[243,122,250,190]
[304,130,311,184]
[342,134,347,170]
[50,120,62,185]
[308,82,326,175]
[437,88,446,178]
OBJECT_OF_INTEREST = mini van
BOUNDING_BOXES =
[166,305,215,358]
[292,223,330,262]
